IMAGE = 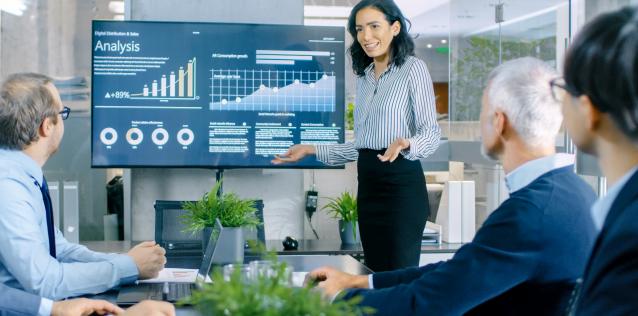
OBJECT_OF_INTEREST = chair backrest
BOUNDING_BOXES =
[255,200,265,242]
[154,200,201,252]
[243,200,265,244]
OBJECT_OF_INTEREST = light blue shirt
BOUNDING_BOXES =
[590,167,638,231]
[505,153,575,194]
[39,298,53,316]
[0,149,138,300]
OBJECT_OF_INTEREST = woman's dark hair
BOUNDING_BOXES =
[347,0,415,76]
[564,6,638,140]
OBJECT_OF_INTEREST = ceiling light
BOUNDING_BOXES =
[394,0,449,19]
[304,6,351,18]
[427,44,433,48]
[304,18,347,27]
[108,1,124,14]
[468,2,568,36]
[441,39,447,44]
[0,0,27,16]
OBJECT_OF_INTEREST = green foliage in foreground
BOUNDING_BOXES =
[181,245,374,316]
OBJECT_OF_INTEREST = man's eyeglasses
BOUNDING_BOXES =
[59,106,71,120]
[550,78,580,101]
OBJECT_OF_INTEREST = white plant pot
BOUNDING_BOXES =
[203,226,245,264]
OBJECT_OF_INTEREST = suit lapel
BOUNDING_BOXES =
[583,169,638,277]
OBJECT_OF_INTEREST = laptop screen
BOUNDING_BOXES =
[196,219,222,282]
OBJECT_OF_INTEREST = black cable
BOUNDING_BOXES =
[306,212,320,239]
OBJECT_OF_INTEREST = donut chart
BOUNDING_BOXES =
[151,128,169,146]
[99,127,118,146]
[126,128,144,146]
[177,128,194,146]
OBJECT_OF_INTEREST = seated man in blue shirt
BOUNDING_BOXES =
[0,73,167,300]
[307,57,598,315]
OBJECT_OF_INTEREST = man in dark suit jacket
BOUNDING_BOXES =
[307,57,597,315]
[558,7,638,315]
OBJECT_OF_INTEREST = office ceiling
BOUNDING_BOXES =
[303,0,567,39]
[305,0,360,6]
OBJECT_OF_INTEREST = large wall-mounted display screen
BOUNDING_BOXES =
[91,20,344,168]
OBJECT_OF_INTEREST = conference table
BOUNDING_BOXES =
[82,241,372,315]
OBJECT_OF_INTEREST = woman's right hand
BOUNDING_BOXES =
[271,144,316,164]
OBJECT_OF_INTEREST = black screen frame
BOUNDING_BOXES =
[90,20,346,170]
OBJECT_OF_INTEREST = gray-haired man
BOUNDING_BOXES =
[306,57,597,316]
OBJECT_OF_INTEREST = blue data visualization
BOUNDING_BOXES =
[91,20,345,168]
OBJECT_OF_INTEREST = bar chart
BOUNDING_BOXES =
[209,69,336,112]
[255,49,335,66]
[130,57,198,100]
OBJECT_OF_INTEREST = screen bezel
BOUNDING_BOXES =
[90,20,346,169]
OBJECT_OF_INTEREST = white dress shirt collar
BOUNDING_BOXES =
[591,166,638,231]
[505,153,575,194]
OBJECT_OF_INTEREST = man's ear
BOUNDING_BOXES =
[39,116,55,138]
[580,95,602,132]
[493,111,506,137]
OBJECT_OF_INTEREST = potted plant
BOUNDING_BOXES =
[181,180,260,261]
[182,253,374,316]
[322,192,360,245]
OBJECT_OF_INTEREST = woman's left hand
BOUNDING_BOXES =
[377,138,410,163]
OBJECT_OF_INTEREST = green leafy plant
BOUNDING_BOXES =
[181,180,260,233]
[322,192,358,240]
[346,102,355,131]
[182,248,374,316]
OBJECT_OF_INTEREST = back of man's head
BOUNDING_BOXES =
[486,57,561,148]
[0,73,56,150]
[564,6,638,142]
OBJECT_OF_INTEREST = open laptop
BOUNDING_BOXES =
[116,219,222,305]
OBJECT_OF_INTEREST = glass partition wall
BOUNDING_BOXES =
[445,0,571,226]
[449,0,569,141]
[0,0,125,241]
[445,0,638,226]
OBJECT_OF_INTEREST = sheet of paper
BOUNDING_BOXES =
[292,271,309,287]
[138,268,198,283]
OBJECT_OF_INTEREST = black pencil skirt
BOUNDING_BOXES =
[357,149,430,272]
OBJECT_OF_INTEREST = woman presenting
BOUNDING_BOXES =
[272,0,440,272]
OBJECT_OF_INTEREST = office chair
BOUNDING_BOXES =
[244,200,265,245]
[154,200,202,256]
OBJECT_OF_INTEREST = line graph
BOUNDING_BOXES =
[209,69,335,112]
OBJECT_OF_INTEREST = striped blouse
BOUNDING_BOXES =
[315,55,441,165]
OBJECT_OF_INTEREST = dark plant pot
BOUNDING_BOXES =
[216,227,244,264]
[339,220,360,245]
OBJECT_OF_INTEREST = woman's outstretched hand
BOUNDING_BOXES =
[271,144,316,164]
